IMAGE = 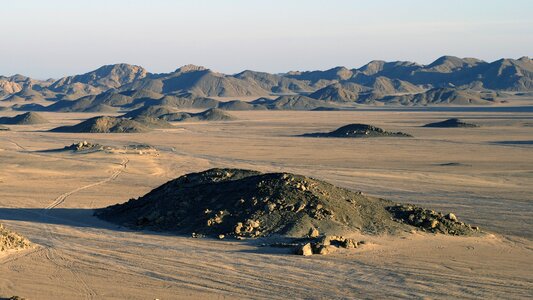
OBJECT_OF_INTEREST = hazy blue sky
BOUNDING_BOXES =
[1,0,532,78]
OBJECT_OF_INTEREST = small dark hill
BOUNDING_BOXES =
[217,100,267,111]
[161,108,237,122]
[96,168,479,238]
[0,112,49,125]
[123,105,177,119]
[302,124,412,138]
[50,115,172,133]
[267,95,337,110]
[423,118,479,128]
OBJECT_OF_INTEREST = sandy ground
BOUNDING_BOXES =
[0,109,532,299]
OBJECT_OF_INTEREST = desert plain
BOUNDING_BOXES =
[0,106,532,299]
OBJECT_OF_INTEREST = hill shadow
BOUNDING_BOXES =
[0,207,305,254]
[492,140,533,145]
[0,207,177,239]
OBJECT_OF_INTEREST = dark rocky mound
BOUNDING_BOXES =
[50,115,172,133]
[388,204,479,235]
[217,100,267,111]
[0,125,9,131]
[162,108,237,122]
[1,224,31,252]
[0,112,49,125]
[311,107,345,111]
[423,118,478,128]
[96,168,478,239]
[302,124,412,138]
[123,105,177,119]
[265,95,338,110]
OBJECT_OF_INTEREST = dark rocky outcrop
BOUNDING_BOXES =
[302,124,412,138]
[423,118,478,128]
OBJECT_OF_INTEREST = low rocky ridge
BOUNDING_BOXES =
[51,140,158,155]
[0,112,49,125]
[0,125,9,131]
[161,108,237,122]
[423,118,479,128]
[50,115,172,133]
[0,224,31,252]
[302,124,412,138]
[123,105,236,122]
[387,204,480,235]
[96,168,480,255]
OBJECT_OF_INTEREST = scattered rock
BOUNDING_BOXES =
[297,243,313,256]
[387,204,479,235]
[0,224,31,252]
[446,213,458,222]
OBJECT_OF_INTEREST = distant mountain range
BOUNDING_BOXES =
[1,56,532,110]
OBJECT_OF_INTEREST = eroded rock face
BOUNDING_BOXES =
[0,224,31,252]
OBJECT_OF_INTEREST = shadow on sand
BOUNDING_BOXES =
[0,207,296,255]
[491,140,533,145]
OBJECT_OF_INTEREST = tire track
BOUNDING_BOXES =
[39,157,128,299]
[45,158,128,209]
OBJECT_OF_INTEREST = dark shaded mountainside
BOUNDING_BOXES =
[1,56,532,112]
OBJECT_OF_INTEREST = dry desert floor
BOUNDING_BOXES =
[0,108,532,299]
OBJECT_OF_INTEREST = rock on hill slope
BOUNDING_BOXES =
[302,124,412,138]
[0,112,49,125]
[96,168,479,238]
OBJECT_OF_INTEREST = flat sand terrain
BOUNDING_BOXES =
[0,109,532,299]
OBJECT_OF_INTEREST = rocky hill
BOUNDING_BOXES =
[379,88,499,105]
[161,108,237,122]
[0,112,49,125]
[96,168,480,239]
[302,124,412,138]
[50,115,172,133]
[1,56,531,111]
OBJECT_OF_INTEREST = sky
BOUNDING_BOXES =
[1,0,532,79]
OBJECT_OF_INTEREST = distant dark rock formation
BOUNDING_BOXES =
[302,124,412,138]
[423,118,478,128]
